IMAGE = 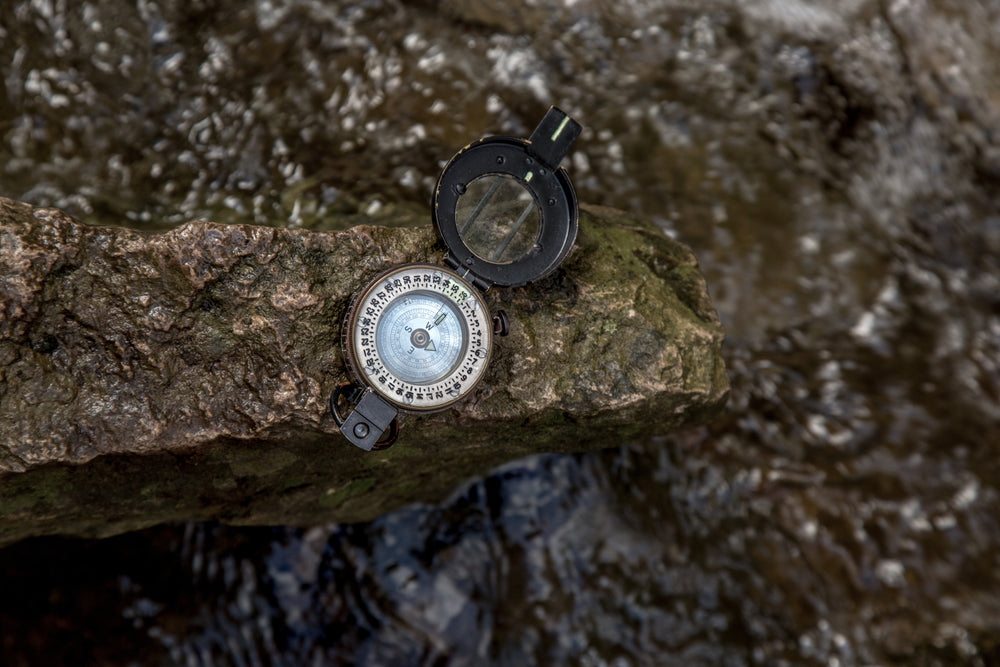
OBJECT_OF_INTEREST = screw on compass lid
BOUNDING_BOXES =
[433,106,582,288]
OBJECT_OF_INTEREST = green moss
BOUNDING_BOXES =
[0,467,71,516]
[534,410,570,428]
[319,476,376,509]
[281,475,308,490]
[0,493,37,515]
[228,447,299,478]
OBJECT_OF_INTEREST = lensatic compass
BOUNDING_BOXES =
[331,107,582,450]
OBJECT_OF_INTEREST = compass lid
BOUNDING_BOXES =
[433,106,582,288]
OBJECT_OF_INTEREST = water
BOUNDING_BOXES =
[2,0,1000,664]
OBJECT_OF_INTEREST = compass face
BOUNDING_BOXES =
[346,264,493,411]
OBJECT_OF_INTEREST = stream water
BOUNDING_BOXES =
[2,0,999,664]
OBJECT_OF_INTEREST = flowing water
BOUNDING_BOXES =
[2,0,1000,664]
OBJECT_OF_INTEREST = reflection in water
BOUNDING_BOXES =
[2,0,1000,664]
[3,441,997,663]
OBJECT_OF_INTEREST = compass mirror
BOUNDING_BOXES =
[456,174,541,265]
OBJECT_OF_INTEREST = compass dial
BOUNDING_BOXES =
[346,264,493,411]
[376,291,465,384]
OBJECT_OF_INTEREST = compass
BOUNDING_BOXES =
[342,264,492,414]
[331,106,582,450]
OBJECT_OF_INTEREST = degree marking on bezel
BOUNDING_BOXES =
[346,264,492,412]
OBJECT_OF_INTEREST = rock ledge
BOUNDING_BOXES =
[0,197,727,544]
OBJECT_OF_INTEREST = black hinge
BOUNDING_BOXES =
[443,254,491,292]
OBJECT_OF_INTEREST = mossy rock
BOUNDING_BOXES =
[0,196,727,545]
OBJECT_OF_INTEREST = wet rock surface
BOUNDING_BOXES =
[0,195,727,543]
[2,0,1000,664]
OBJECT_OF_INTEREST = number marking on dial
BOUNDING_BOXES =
[348,265,492,411]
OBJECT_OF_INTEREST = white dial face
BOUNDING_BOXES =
[348,264,493,411]
[376,291,465,385]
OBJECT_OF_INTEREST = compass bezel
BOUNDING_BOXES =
[433,137,579,288]
[343,263,494,413]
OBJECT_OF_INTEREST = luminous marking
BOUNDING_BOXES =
[525,171,534,182]
[551,116,570,141]
[434,313,447,325]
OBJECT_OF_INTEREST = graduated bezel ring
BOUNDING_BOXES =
[342,263,494,413]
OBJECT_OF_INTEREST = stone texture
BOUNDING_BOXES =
[0,196,727,544]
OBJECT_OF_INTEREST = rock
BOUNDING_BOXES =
[0,196,727,545]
